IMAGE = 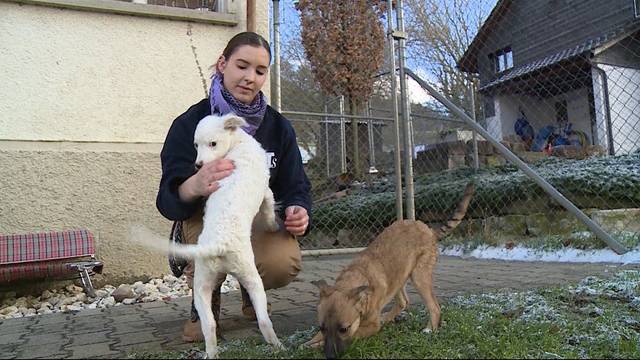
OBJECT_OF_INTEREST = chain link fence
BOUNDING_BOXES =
[275,0,640,253]
[411,0,640,252]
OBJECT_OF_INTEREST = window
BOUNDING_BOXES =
[490,47,514,73]
[119,0,225,12]
[14,0,237,24]
[636,0,640,17]
[483,95,496,118]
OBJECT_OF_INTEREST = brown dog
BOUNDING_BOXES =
[305,183,475,359]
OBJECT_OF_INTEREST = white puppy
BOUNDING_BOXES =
[132,114,283,358]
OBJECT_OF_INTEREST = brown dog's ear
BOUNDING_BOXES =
[349,285,370,298]
[349,285,371,311]
[311,280,328,288]
[311,280,334,298]
[223,114,247,131]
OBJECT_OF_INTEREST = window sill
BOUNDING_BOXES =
[6,0,238,26]
[494,68,513,76]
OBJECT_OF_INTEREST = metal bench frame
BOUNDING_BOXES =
[66,260,104,297]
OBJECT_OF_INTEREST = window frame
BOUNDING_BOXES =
[490,46,514,74]
[7,0,238,25]
[505,48,513,69]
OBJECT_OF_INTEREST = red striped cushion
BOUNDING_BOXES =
[0,229,95,265]
[0,261,73,282]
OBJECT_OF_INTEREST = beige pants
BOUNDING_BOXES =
[182,207,302,290]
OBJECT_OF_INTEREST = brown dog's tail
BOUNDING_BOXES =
[435,182,475,239]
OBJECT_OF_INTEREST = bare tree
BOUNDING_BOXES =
[404,0,492,112]
[296,0,388,179]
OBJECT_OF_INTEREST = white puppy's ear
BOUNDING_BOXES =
[223,115,247,131]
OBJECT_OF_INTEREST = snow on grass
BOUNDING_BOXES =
[441,244,640,265]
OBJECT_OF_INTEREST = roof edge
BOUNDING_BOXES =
[457,0,511,74]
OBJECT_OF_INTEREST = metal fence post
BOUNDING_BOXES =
[470,79,480,170]
[366,101,378,173]
[339,95,347,174]
[592,64,615,156]
[386,0,403,221]
[324,99,330,178]
[395,0,415,220]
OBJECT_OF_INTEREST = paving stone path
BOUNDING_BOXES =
[1,255,636,359]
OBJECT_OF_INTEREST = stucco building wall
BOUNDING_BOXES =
[0,0,270,284]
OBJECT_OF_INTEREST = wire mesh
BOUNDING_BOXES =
[276,0,640,253]
[274,1,400,249]
[408,0,640,252]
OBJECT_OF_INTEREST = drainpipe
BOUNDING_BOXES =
[247,0,256,32]
[591,64,615,155]
[271,0,281,111]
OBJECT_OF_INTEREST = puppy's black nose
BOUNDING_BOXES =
[194,161,203,171]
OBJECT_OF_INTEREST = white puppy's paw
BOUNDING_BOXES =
[272,339,286,352]
[205,347,219,359]
[303,340,323,349]
[264,219,280,233]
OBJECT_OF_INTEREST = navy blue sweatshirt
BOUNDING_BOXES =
[156,99,312,227]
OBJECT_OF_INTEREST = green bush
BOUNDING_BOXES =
[312,154,640,234]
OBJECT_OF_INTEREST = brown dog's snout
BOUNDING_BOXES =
[324,335,347,359]
[194,161,203,171]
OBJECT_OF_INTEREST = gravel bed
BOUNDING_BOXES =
[0,274,239,319]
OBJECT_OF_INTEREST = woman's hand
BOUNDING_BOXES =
[284,205,309,236]
[179,159,235,202]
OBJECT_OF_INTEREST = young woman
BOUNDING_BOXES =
[156,32,312,342]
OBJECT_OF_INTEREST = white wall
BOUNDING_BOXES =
[0,1,269,143]
[592,65,640,154]
[485,96,508,140]
[485,114,502,140]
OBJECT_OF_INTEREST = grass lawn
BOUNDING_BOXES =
[128,270,640,359]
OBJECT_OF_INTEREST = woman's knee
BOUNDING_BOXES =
[260,254,302,289]
[182,208,204,245]
[181,209,204,289]
[253,229,302,290]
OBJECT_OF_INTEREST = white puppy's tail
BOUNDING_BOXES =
[128,224,221,260]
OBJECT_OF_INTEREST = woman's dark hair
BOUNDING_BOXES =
[223,32,271,64]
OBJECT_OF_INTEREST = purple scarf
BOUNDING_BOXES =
[209,73,267,136]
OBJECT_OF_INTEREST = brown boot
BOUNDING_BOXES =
[241,286,271,321]
[182,317,204,343]
[182,288,223,343]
